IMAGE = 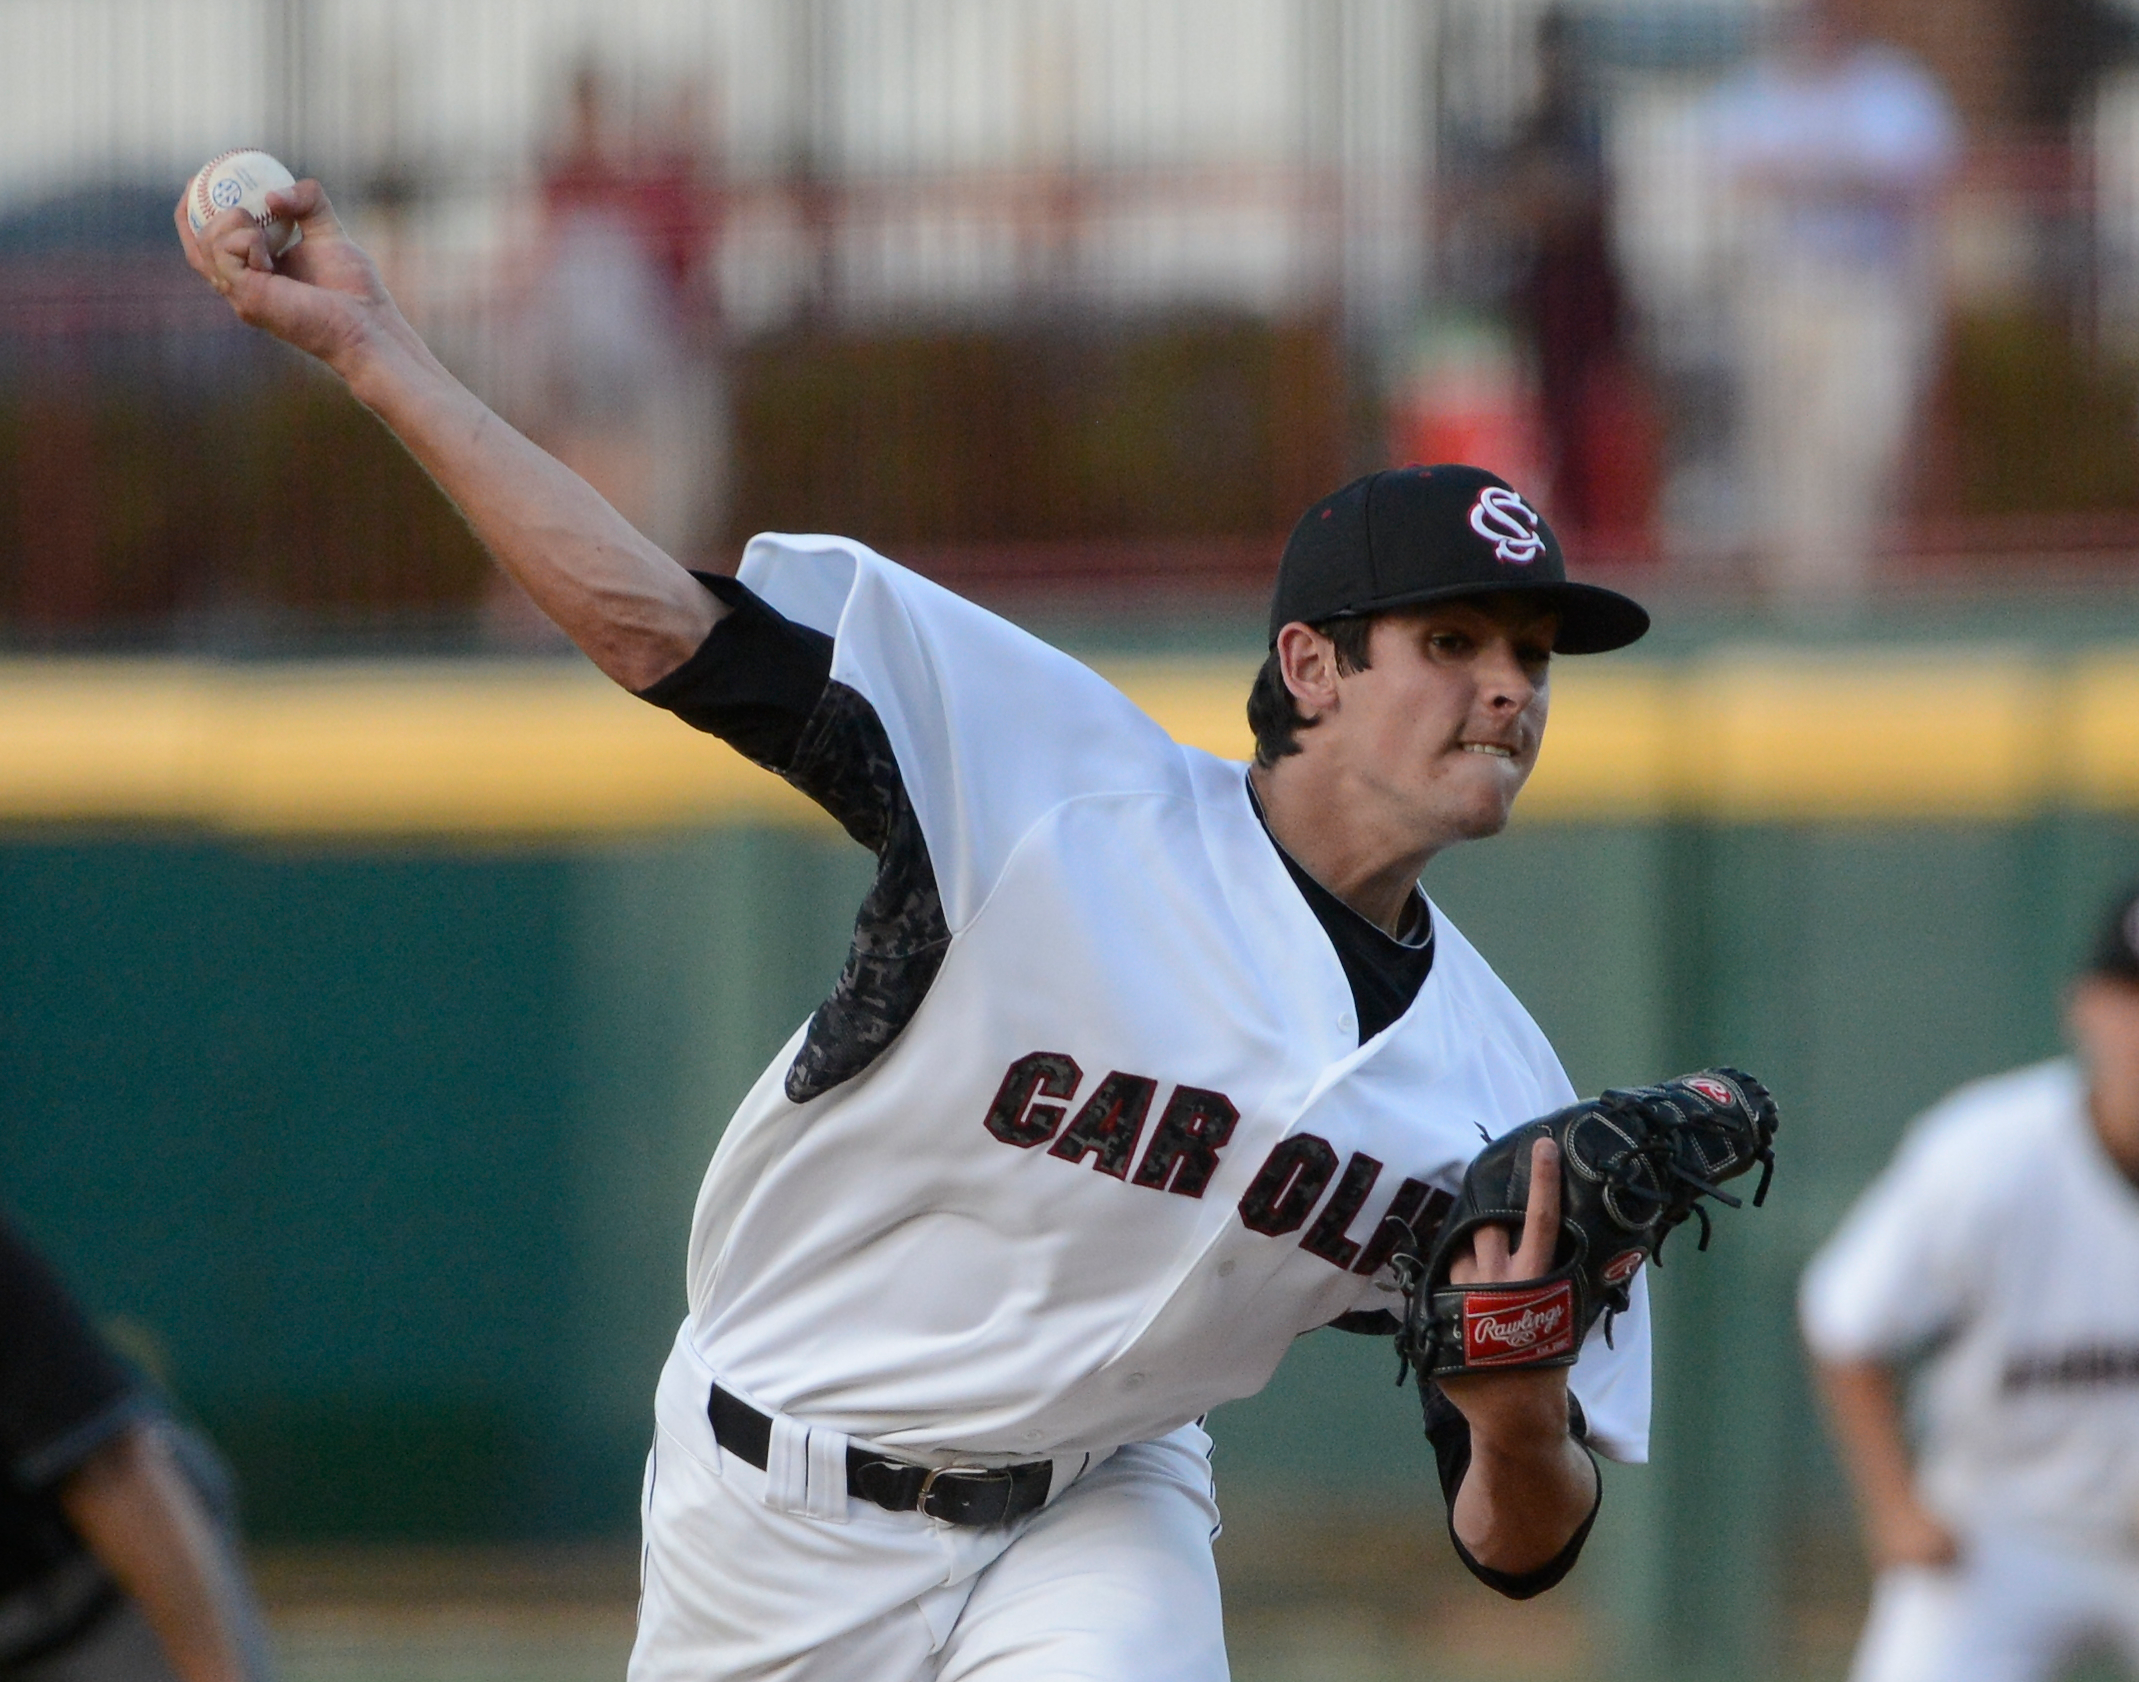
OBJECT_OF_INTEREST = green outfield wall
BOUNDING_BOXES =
[3,617,2139,1679]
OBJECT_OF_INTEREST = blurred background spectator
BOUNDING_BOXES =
[1503,7,1660,553]
[1704,0,1958,603]
[529,63,724,557]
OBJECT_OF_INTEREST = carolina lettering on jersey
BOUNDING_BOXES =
[2001,1346,2139,1392]
[986,1052,1230,1199]
[983,1052,1082,1146]
[981,1053,1431,1274]
[1131,1086,1239,1198]
[1049,1071,1160,1178]
[1353,1177,1455,1277]
[1236,1135,1338,1235]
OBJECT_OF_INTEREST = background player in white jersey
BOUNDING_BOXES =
[180,175,1771,1681]
[1802,885,2139,1682]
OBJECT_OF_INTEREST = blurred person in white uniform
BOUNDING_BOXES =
[1706,0,1958,601]
[1801,884,2139,1682]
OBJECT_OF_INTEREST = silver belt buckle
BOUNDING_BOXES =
[917,1463,1008,1523]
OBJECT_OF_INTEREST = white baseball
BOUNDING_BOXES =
[187,149,303,260]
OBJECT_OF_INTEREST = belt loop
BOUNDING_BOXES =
[805,1424,850,1523]
[1048,1449,1093,1505]
[763,1414,810,1514]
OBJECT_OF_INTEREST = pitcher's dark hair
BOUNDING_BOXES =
[1246,616,1376,768]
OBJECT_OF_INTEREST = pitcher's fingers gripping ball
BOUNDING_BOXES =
[187,150,302,261]
[1398,1069,1780,1379]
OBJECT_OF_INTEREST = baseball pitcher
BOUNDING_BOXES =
[180,173,1776,1682]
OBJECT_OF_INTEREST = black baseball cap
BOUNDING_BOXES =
[2086,883,2139,982]
[1267,465,1650,654]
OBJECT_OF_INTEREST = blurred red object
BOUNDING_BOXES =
[1389,319,1544,494]
[1561,356,1661,560]
[1387,320,1657,562]
[1394,403,1544,494]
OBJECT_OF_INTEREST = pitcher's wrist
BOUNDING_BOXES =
[1442,1367,1573,1454]
[338,309,441,411]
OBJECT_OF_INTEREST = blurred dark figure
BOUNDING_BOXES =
[2015,0,2139,130]
[1706,0,1958,601]
[1504,9,1658,550]
[0,1213,272,1682]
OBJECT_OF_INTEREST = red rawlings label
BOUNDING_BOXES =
[1685,1075,1737,1107]
[1602,1247,1647,1287]
[1463,1281,1577,1367]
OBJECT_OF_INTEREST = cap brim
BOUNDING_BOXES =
[1315,579,1650,654]
[1536,582,1650,654]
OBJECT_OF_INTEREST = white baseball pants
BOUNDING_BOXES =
[1734,257,1934,602]
[629,1327,1230,1682]
[1850,1533,2139,1682]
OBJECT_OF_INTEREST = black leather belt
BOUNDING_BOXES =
[707,1383,1053,1528]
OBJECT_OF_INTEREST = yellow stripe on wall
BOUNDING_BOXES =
[1526,654,2056,823]
[0,662,817,835]
[0,650,2129,835]
[2069,656,2139,809]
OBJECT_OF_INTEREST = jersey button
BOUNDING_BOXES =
[1122,1372,1147,1391]
[1338,1012,1355,1035]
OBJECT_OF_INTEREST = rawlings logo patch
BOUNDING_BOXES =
[1468,486,1547,566]
[1685,1075,1737,1108]
[1603,1247,1647,1287]
[1464,1281,1576,1366]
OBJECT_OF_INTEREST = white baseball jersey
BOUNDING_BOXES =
[672,533,1651,1466]
[1801,1058,2139,1552]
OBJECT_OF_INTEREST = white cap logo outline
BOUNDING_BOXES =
[1469,486,1547,565]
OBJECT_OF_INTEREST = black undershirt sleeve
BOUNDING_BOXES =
[634,573,835,772]
[1421,1382,1602,1600]
[633,570,951,1102]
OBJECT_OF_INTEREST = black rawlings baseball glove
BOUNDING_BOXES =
[1394,1069,1778,1382]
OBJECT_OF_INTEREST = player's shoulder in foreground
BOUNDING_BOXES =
[1803,1059,2084,1348]
[1898,1057,2080,1167]
[1858,1058,2083,1220]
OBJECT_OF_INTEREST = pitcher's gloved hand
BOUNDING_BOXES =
[1396,1069,1779,1382]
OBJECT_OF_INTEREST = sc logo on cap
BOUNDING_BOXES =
[1470,487,1546,565]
